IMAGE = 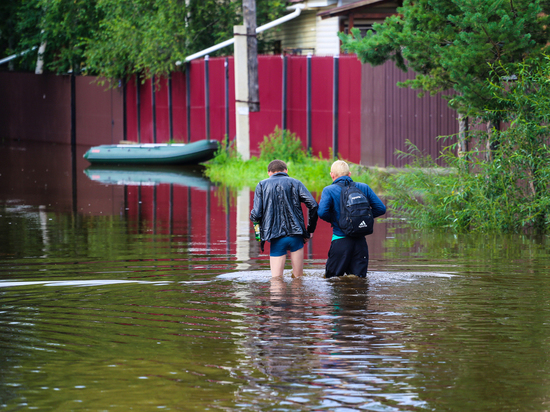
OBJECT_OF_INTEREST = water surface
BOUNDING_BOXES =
[1,140,550,411]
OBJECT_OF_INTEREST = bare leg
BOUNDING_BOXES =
[270,255,286,277]
[289,247,304,278]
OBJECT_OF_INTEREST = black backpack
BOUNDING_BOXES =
[338,181,374,237]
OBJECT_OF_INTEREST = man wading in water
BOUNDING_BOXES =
[318,160,386,278]
[250,160,318,278]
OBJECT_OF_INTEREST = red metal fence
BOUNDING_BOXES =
[0,55,459,167]
[126,55,364,163]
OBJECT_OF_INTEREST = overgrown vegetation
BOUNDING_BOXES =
[385,55,550,233]
[203,127,383,195]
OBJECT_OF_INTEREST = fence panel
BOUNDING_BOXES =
[338,56,362,163]
[208,57,228,143]
[171,72,188,142]
[309,56,333,159]
[382,62,459,167]
[126,76,138,142]
[154,76,170,142]
[75,76,123,147]
[249,55,285,156]
[285,56,307,148]
[189,59,206,142]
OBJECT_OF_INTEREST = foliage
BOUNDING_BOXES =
[385,54,550,233]
[84,0,187,80]
[5,0,287,78]
[387,143,550,233]
[15,0,100,74]
[339,0,550,119]
[383,143,458,228]
[258,127,308,164]
[0,2,21,67]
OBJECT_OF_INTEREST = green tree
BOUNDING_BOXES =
[0,1,21,69]
[16,0,100,74]
[339,0,550,119]
[86,0,286,80]
[7,0,287,79]
[84,0,184,80]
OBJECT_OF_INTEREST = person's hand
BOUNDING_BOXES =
[304,233,313,244]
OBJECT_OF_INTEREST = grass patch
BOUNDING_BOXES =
[384,140,550,233]
[202,128,385,194]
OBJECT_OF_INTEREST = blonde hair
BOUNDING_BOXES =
[330,160,350,178]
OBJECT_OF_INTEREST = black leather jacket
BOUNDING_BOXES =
[250,172,318,242]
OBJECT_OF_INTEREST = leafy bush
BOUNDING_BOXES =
[385,52,550,234]
[384,142,461,229]
[207,138,241,166]
[259,127,308,164]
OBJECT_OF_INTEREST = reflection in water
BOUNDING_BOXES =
[84,164,213,190]
[2,141,550,411]
[229,273,427,410]
[236,187,251,270]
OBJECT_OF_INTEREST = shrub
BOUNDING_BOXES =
[384,54,550,234]
[259,127,308,164]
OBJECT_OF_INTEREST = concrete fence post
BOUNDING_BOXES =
[234,25,250,160]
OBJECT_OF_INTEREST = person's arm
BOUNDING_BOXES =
[365,186,386,218]
[318,186,333,222]
[298,182,318,234]
[250,182,264,223]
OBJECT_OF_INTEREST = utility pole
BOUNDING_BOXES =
[243,0,260,112]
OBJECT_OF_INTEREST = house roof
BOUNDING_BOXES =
[318,0,396,19]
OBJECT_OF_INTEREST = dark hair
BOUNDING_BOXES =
[268,159,288,173]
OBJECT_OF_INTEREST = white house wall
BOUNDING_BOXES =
[277,10,318,53]
[273,8,341,56]
[316,16,340,55]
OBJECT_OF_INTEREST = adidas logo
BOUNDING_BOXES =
[358,220,368,228]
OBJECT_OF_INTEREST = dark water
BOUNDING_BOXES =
[1,140,550,411]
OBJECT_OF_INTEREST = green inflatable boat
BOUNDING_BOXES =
[83,139,219,165]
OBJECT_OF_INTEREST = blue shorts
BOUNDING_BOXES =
[269,235,304,257]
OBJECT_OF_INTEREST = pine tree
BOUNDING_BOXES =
[339,0,550,118]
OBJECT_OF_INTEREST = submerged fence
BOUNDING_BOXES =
[0,55,458,167]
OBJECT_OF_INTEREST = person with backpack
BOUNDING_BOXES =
[250,159,319,278]
[318,160,386,278]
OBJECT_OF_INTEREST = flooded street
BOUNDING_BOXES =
[2,140,550,411]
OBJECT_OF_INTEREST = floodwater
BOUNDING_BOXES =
[1,140,550,412]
